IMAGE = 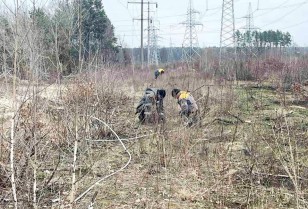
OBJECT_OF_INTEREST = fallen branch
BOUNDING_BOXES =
[253,171,308,182]
[85,133,154,142]
[87,191,98,209]
[212,118,235,125]
[227,111,245,123]
[43,153,61,188]
[85,128,185,143]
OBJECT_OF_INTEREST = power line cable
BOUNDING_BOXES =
[282,18,308,29]
[112,13,187,22]
[74,116,132,203]
[246,0,308,21]
[236,0,289,19]
[261,2,308,28]
[258,1,308,11]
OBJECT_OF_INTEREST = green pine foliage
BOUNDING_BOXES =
[30,8,53,47]
[71,0,118,62]
[0,0,119,76]
[235,30,292,49]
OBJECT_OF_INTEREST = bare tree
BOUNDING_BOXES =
[10,0,19,207]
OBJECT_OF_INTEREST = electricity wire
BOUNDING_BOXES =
[74,116,132,203]
[261,2,308,28]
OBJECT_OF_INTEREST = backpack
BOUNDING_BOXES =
[136,88,165,124]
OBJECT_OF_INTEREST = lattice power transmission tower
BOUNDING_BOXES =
[168,38,175,64]
[245,2,254,35]
[219,0,236,64]
[148,19,160,66]
[243,2,259,57]
[181,0,202,68]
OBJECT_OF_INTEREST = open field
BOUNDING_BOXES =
[0,68,307,208]
[1,0,308,208]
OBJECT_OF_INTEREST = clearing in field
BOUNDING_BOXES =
[1,68,307,208]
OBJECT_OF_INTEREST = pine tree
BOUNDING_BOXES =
[72,0,118,61]
[30,8,52,48]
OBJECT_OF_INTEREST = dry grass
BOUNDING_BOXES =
[0,68,307,208]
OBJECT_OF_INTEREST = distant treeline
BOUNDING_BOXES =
[120,30,294,66]
[235,30,292,48]
[122,45,307,66]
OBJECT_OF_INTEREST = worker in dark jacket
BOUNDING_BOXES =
[171,88,199,126]
[154,68,165,79]
[136,88,166,124]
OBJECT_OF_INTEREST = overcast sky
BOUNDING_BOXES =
[103,0,308,48]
